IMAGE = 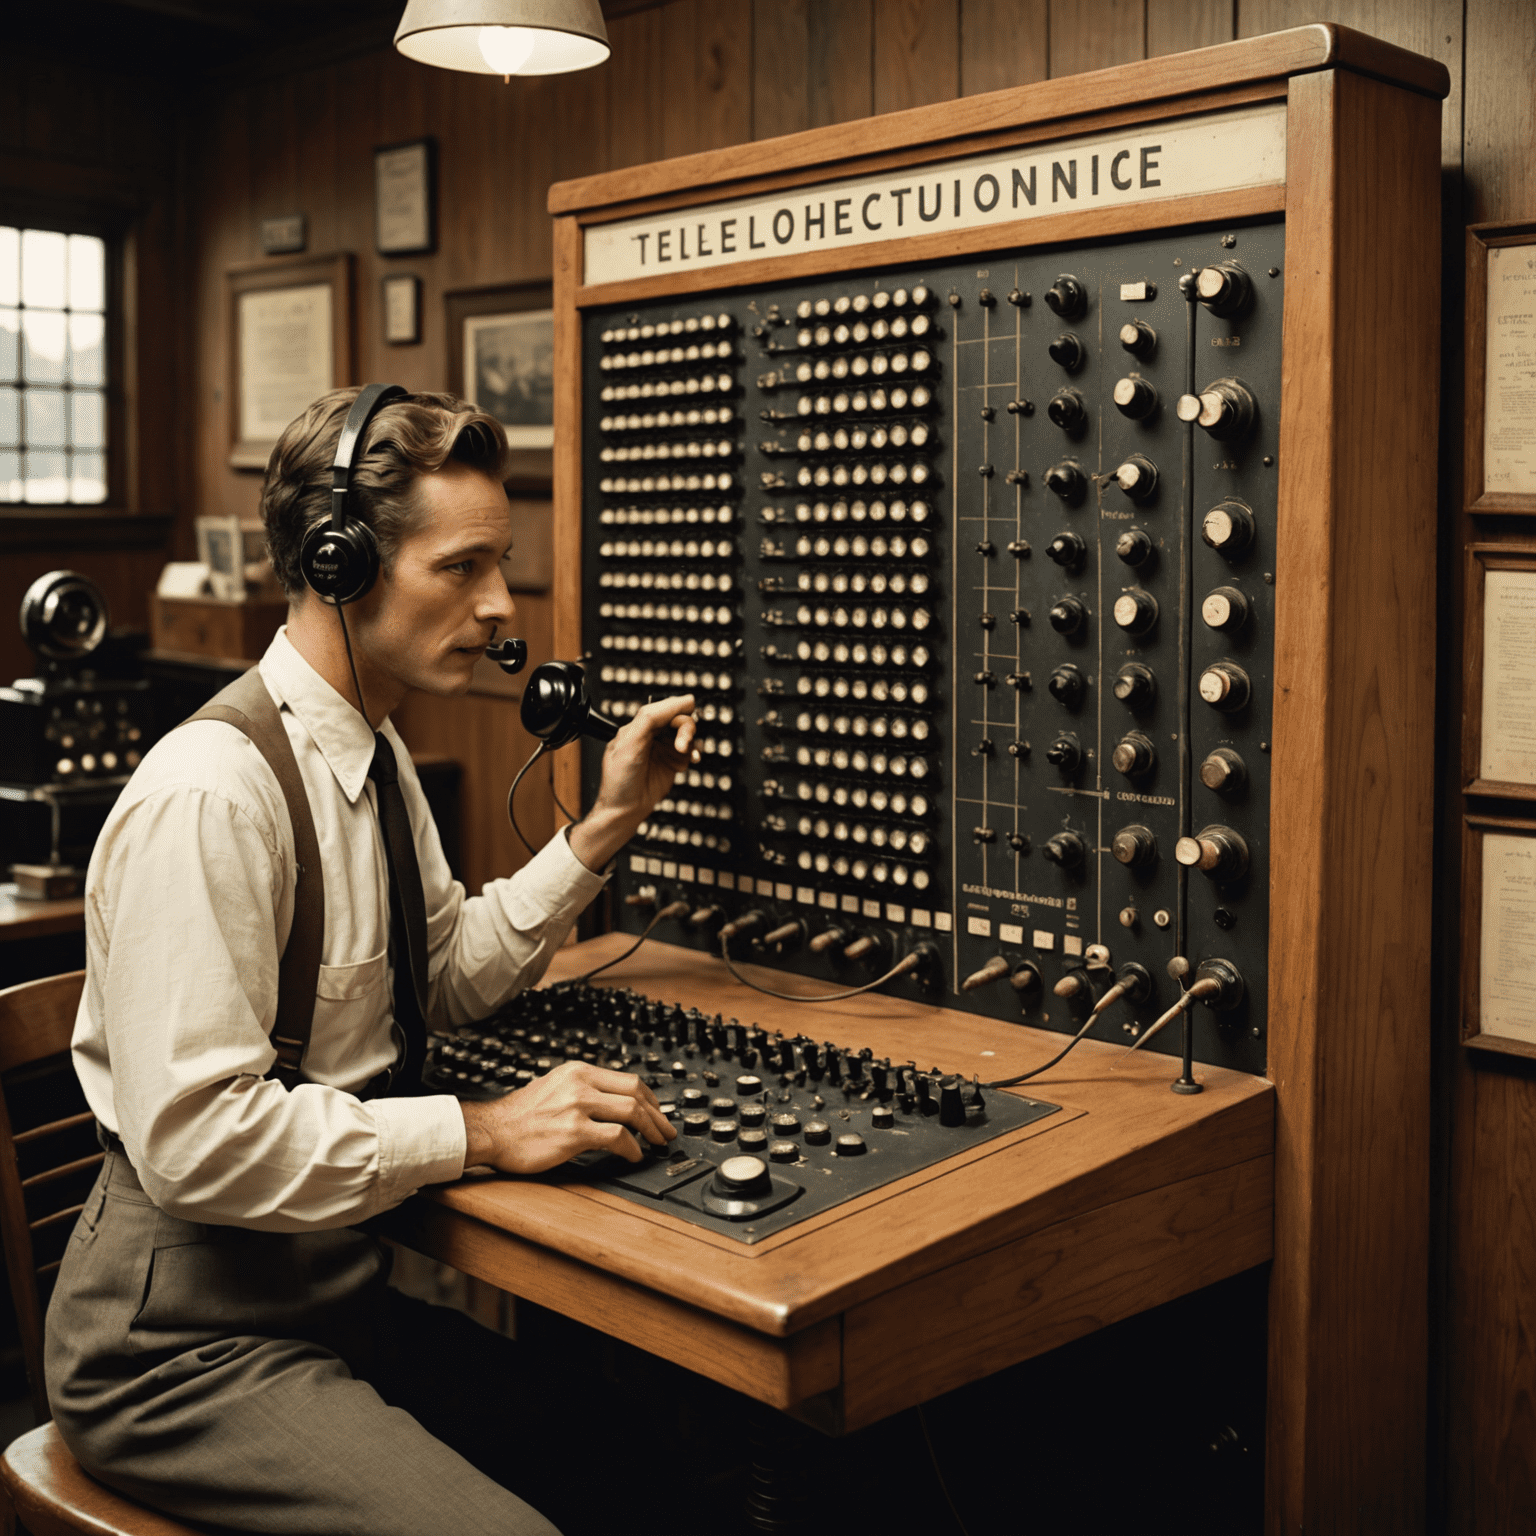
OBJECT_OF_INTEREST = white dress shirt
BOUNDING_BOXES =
[72,628,607,1231]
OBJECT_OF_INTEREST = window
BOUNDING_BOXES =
[0,226,109,505]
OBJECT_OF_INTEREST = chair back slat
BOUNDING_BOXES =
[0,972,89,1424]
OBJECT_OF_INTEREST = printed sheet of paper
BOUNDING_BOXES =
[238,283,332,445]
[1480,569,1536,785]
[1481,833,1536,1043]
[1484,244,1536,496]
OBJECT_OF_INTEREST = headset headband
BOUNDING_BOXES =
[330,383,408,528]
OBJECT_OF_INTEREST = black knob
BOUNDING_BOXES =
[871,1104,894,1129]
[834,1132,868,1157]
[1043,461,1086,504]
[735,1074,763,1096]
[804,1119,831,1146]
[1112,454,1159,502]
[1047,663,1086,709]
[1113,376,1158,420]
[1201,500,1255,557]
[739,1102,767,1127]
[1046,531,1086,568]
[1112,587,1158,636]
[681,1111,710,1137]
[1177,377,1257,442]
[1007,830,1030,852]
[681,1087,708,1111]
[1198,661,1251,712]
[1044,274,1086,319]
[737,1129,769,1154]
[1195,261,1253,318]
[1007,287,1028,307]
[975,670,997,688]
[1006,740,1028,759]
[979,612,997,631]
[1048,596,1087,636]
[1111,823,1157,867]
[1048,332,1085,370]
[713,1154,773,1197]
[1007,538,1030,556]
[1199,747,1248,796]
[976,539,996,556]
[972,826,997,843]
[1011,961,1042,995]
[972,740,995,760]
[1111,732,1156,777]
[1042,831,1085,868]
[710,1118,737,1143]
[1115,528,1153,566]
[769,1139,799,1163]
[1201,585,1250,633]
[1119,319,1156,358]
[1194,957,1247,1010]
[1048,388,1088,434]
[1045,734,1082,774]
[938,1076,966,1127]
[770,1111,801,1136]
[1175,824,1251,881]
[1112,663,1155,709]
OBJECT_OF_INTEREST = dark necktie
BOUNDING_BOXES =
[367,733,429,1094]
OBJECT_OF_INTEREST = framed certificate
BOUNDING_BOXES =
[1463,816,1536,1060]
[375,139,437,257]
[1463,544,1536,799]
[1465,222,1536,514]
[225,254,353,470]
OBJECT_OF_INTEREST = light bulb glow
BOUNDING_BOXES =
[478,25,537,74]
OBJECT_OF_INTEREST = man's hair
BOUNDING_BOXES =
[260,387,511,600]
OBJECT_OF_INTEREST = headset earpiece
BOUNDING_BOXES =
[520,661,618,749]
[298,382,407,605]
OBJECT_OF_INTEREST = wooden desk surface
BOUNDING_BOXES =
[386,934,1274,1429]
[0,885,86,940]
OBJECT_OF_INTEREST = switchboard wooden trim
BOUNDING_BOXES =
[546,26,1448,217]
[1463,222,1536,516]
[571,187,1287,310]
[1459,814,1536,1064]
[563,84,1289,234]
[551,214,586,825]
[1461,543,1536,800]
[1265,68,1439,1535]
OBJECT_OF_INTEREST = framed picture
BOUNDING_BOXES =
[1463,542,1536,799]
[375,139,436,257]
[1465,222,1536,514]
[226,253,353,470]
[1462,815,1536,1062]
[196,514,245,600]
[446,282,554,491]
[382,274,421,345]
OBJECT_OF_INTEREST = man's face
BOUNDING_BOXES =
[351,463,518,697]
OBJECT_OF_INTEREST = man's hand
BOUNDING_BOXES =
[568,692,697,872]
[459,1061,677,1175]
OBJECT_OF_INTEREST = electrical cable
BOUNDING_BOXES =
[506,740,552,856]
[549,771,577,825]
[915,1405,974,1536]
[572,900,689,984]
[718,931,919,1003]
[334,602,370,725]
[983,1007,1103,1089]
[1115,975,1220,1064]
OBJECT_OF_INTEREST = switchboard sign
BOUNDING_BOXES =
[583,103,1286,286]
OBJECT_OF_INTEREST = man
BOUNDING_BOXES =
[45,387,690,1534]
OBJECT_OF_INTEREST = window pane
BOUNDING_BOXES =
[0,387,17,448]
[0,450,20,501]
[22,449,68,503]
[22,310,66,382]
[26,388,66,448]
[20,230,66,309]
[69,312,104,385]
[67,234,105,312]
[0,310,16,383]
[0,230,16,308]
[71,389,104,449]
[70,451,106,504]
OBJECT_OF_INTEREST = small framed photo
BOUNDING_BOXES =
[196,514,245,601]
[382,274,421,345]
[1462,815,1536,1062]
[1463,542,1536,799]
[375,139,436,257]
[446,282,554,490]
[1465,222,1536,514]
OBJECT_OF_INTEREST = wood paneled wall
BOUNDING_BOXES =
[162,2,1535,1523]
[0,47,188,684]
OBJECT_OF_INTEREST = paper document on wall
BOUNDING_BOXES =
[1480,569,1536,785]
[1481,833,1536,1043]
[1484,245,1536,496]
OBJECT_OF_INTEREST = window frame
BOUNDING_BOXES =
[0,194,129,514]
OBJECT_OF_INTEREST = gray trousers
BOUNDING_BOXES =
[45,1151,564,1535]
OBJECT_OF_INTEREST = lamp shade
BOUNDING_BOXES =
[394,0,610,76]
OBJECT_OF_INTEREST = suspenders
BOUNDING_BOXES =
[182,668,324,1089]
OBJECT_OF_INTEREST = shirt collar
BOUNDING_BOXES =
[259,627,378,804]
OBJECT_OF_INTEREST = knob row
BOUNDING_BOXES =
[600,406,735,432]
[599,378,733,403]
[598,439,735,464]
[769,710,932,742]
[791,851,932,888]
[601,313,734,343]
[796,287,930,317]
[598,506,735,526]
[793,313,934,348]
[597,632,740,659]
[599,538,736,560]
[772,779,930,818]
[786,816,934,856]
[599,343,735,370]
[598,471,734,494]
[778,498,933,526]
[773,745,934,780]
[790,674,931,705]
[796,423,932,452]
[778,603,934,632]
[595,602,735,626]
[785,570,932,597]
[780,533,932,561]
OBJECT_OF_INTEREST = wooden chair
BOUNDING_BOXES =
[0,972,198,1535]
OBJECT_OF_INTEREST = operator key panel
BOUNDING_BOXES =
[581,223,1282,1076]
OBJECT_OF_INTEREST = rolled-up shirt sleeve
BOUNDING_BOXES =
[87,783,466,1232]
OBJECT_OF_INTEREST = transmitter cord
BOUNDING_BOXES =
[718,929,920,1004]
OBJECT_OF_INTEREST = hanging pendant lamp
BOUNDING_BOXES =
[394,0,610,78]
